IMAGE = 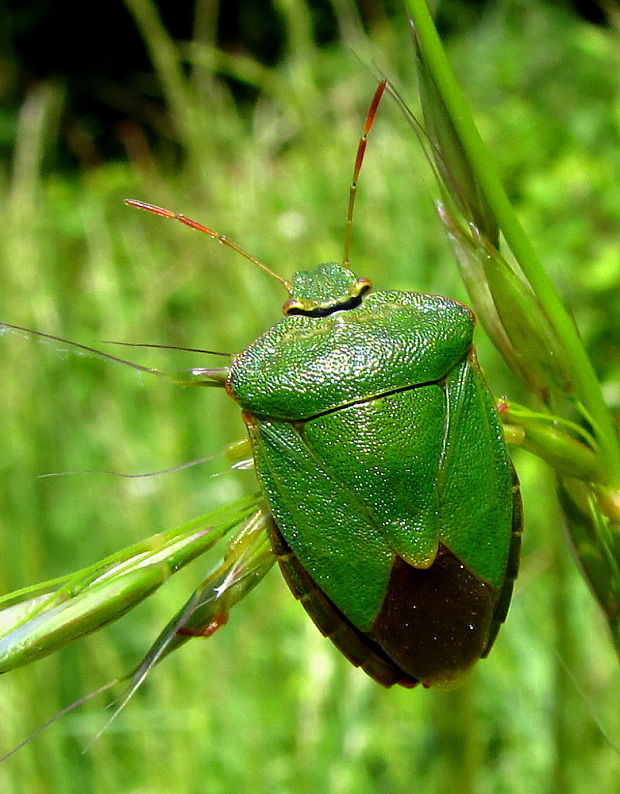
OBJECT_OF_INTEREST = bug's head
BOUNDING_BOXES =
[282,263,372,318]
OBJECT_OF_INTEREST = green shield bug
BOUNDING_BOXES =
[127,80,522,689]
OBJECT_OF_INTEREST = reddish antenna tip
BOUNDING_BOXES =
[342,79,388,269]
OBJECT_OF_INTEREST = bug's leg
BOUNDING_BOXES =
[177,613,229,638]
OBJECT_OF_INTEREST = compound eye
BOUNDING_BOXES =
[282,298,306,316]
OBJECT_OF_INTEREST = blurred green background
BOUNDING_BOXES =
[0,1,618,792]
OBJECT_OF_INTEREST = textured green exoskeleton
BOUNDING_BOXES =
[227,262,522,688]
[124,81,521,689]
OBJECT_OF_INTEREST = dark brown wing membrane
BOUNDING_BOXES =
[268,465,522,687]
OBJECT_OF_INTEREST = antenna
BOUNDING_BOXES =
[342,79,387,269]
[124,199,291,290]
